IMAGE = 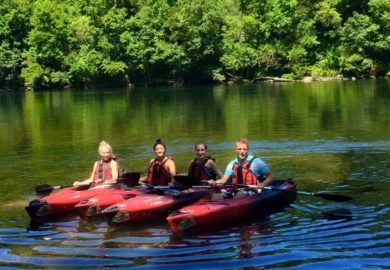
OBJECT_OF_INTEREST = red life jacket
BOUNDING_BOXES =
[188,156,216,180]
[230,157,258,185]
[147,157,173,186]
[92,156,119,184]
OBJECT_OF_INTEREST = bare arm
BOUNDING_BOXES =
[257,169,275,189]
[206,159,224,179]
[139,175,147,183]
[208,174,230,187]
[167,159,176,185]
[111,160,119,180]
[73,162,97,186]
[139,159,153,183]
[167,159,176,176]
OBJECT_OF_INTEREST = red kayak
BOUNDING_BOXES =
[75,185,154,218]
[167,180,297,233]
[102,188,209,226]
[25,184,113,220]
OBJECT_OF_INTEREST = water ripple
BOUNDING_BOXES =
[0,197,389,269]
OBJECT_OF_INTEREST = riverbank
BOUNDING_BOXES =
[248,75,389,83]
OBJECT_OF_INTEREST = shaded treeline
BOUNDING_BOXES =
[0,0,389,90]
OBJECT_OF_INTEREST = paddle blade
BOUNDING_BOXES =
[117,172,141,187]
[35,184,54,195]
[314,192,353,202]
[174,175,202,186]
[322,208,353,220]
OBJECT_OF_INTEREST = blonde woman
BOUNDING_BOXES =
[73,141,119,186]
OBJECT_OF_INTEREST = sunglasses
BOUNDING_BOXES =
[196,149,205,152]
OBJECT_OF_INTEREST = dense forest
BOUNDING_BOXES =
[0,0,389,90]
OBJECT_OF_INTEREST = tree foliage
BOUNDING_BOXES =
[0,0,388,90]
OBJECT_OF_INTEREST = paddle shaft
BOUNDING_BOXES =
[153,185,207,189]
[235,184,352,202]
[37,173,140,194]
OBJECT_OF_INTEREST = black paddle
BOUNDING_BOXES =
[264,186,352,202]
[174,175,204,186]
[139,176,207,193]
[35,183,90,196]
[291,203,353,220]
[117,172,141,187]
[231,183,352,202]
[34,171,141,196]
[35,184,68,195]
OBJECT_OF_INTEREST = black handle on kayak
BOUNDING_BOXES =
[173,175,203,186]
[117,172,141,187]
[231,183,352,202]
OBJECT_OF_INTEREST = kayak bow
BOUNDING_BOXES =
[102,188,209,226]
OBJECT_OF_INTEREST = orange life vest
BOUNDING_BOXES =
[147,157,173,186]
[230,157,259,185]
[188,156,216,180]
[92,156,119,184]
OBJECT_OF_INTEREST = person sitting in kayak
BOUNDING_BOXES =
[188,142,223,181]
[73,140,119,187]
[139,139,176,186]
[209,138,275,197]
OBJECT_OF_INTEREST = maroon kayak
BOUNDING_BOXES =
[167,180,297,233]
[25,184,113,220]
[102,188,209,226]
[75,185,154,218]
[25,172,142,221]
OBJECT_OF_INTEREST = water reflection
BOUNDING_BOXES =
[0,201,389,269]
[0,80,389,268]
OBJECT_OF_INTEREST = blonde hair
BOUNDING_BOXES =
[235,138,249,149]
[98,140,113,156]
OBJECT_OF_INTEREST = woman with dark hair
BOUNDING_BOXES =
[188,142,223,180]
[139,139,176,186]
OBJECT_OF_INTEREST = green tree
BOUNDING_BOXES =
[0,0,389,89]
[120,0,173,84]
[0,0,30,89]
[339,12,387,77]
[66,0,139,87]
[169,0,225,83]
[220,0,320,79]
[21,0,73,90]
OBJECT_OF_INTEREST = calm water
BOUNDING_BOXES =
[0,80,389,269]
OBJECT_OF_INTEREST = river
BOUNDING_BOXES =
[0,79,389,269]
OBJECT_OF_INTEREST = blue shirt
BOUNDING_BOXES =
[224,155,269,177]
